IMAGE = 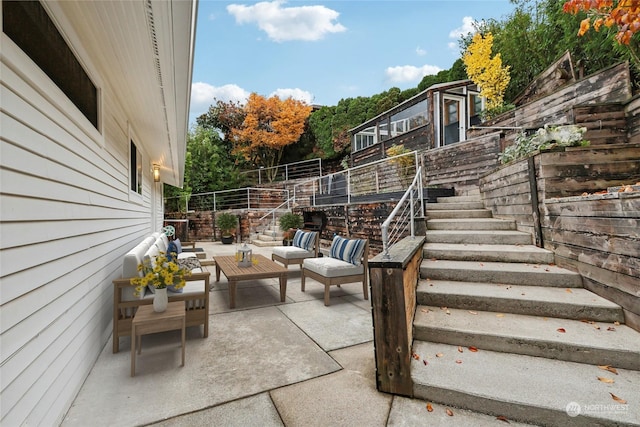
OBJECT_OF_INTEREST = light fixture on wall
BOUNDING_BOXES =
[153,164,161,182]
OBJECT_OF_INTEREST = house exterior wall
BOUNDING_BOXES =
[0,24,162,427]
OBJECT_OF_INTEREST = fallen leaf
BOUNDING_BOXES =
[597,376,615,384]
[607,327,616,331]
[455,359,463,364]
[421,308,430,313]
[468,310,478,315]
[446,409,454,416]
[614,321,620,326]
[557,328,566,333]
[440,306,448,311]
[610,393,627,404]
[594,325,601,330]
[426,403,433,412]
[565,288,573,293]
[458,346,464,353]
[496,415,510,423]
[479,263,484,267]
[436,353,444,358]
[445,309,451,315]
[598,365,618,375]
[468,346,479,352]
[423,360,428,366]
[496,313,505,318]
[412,353,420,360]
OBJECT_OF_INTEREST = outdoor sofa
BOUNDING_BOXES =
[112,232,210,353]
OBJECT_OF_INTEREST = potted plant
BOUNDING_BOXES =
[216,212,238,244]
[278,212,303,245]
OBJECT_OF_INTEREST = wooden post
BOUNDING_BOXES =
[368,236,424,396]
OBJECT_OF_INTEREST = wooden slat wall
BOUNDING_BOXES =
[573,103,627,146]
[479,158,536,237]
[1,37,156,425]
[542,195,640,329]
[423,132,501,195]
[299,202,399,256]
[626,94,640,144]
[479,144,640,331]
[536,144,640,199]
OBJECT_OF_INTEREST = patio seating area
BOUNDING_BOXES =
[60,242,523,427]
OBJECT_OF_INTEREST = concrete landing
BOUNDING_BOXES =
[411,341,640,426]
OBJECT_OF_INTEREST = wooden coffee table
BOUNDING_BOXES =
[131,301,185,376]
[214,254,288,308]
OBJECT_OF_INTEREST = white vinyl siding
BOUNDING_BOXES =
[0,30,157,426]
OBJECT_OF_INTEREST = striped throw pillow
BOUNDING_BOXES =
[293,230,316,251]
[329,235,366,266]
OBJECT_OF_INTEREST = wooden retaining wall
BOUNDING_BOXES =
[479,144,640,330]
[297,202,399,256]
[542,194,640,330]
[423,132,502,196]
[626,94,640,143]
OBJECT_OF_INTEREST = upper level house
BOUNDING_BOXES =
[350,80,484,167]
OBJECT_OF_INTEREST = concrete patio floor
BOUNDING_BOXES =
[61,242,534,427]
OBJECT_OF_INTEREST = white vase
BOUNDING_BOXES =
[153,288,168,312]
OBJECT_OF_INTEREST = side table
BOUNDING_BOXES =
[131,301,186,376]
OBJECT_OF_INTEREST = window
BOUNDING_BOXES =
[2,0,99,128]
[353,126,376,152]
[130,140,142,195]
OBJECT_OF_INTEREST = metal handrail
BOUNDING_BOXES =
[380,166,423,260]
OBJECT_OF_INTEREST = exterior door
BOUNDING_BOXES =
[443,95,466,145]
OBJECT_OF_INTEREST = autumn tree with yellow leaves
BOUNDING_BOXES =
[462,32,511,119]
[230,93,312,182]
[563,0,640,70]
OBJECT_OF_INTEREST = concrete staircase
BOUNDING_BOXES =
[251,218,286,247]
[412,192,640,426]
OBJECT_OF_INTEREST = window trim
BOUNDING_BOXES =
[128,125,144,202]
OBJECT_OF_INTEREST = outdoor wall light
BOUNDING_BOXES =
[153,164,161,182]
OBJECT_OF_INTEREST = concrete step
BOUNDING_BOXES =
[436,195,481,203]
[256,234,282,242]
[427,209,493,219]
[414,306,638,369]
[426,230,532,245]
[411,341,640,426]
[416,280,625,322]
[425,201,485,210]
[421,259,583,287]
[423,243,555,264]
[251,239,283,248]
[427,218,516,231]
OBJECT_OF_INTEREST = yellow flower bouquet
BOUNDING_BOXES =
[131,251,190,297]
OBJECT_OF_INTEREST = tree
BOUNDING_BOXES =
[462,32,511,115]
[230,93,312,181]
[563,0,640,69]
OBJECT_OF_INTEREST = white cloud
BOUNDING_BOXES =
[416,46,427,56]
[385,64,443,84]
[449,16,476,39]
[190,82,250,116]
[270,88,314,104]
[227,0,346,42]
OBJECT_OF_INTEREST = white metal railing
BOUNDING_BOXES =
[240,158,323,184]
[290,150,418,207]
[164,187,289,213]
[380,166,424,260]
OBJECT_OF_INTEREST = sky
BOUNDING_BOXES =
[189,0,517,125]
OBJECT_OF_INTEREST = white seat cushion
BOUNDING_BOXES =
[303,257,363,278]
[273,246,314,260]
